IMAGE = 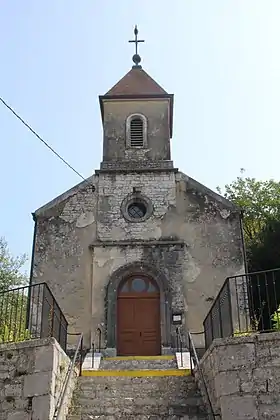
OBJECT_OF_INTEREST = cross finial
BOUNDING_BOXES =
[129,25,145,68]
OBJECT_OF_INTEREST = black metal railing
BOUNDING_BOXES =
[91,327,102,368]
[175,327,184,368]
[188,332,219,419]
[67,332,85,376]
[0,282,68,351]
[54,333,84,420]
[204,268,280,349]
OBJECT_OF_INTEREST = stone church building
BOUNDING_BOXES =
[30,38,245,356]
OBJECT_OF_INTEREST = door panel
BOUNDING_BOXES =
[117,296,160,356]
[136,298,160,355]
[117,298,139,356]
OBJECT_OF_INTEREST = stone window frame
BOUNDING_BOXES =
[121,193,153,223]
[126,113,148,148]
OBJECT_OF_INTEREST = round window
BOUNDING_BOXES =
[121,193,153,223]
[127,202,147,219]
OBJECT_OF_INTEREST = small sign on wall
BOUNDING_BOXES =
[172,312,183,325]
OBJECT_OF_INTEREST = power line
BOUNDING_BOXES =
[0,96,92,186]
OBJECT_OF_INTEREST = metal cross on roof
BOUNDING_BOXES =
[129,25,145,68]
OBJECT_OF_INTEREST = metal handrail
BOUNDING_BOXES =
[175,327,184,367]
[187,332,219,419]
[91,327,102,368]
[53,333,83,420]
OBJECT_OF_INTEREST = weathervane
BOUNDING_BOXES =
[129,25,145,68]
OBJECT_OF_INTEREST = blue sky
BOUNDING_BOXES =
[1,1,280,269]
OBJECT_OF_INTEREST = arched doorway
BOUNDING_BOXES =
[117,275,161,356]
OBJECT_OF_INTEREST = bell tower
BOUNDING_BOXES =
[99,26,174,171]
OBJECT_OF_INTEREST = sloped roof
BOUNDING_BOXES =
[33,176,96,217]
[105,67,168,96]
[178,172,241,212]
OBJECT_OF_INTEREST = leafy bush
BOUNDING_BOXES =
[271,306,280,331]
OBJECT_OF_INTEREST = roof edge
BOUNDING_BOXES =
[34,175,97,217]
[178,172,241,212]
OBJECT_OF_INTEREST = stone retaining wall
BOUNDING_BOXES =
[198,332,280,419]
[0,338,77,420]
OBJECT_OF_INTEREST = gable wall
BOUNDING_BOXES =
[31,170,244,349]
[32,181,98,346]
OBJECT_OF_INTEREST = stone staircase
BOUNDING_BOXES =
[67,355,209,420]
[99,355,178,371]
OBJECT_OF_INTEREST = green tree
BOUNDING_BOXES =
[217,171,280,245]
[218,172,280,332]
[0,237,28,291]
[249,218,280,271]
[0,237,29,343]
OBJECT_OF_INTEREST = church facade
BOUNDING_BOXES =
[30,43,245,355]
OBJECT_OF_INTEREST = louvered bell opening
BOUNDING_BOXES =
[130,118,144,147]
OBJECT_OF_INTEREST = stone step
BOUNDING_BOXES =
[72,395,205,406]
[82,369,189,378]
[79,376,200,393]
[68,415,209,420]
[67,375,208,420]
[69,405,208,418]
[99,356,177,371]
[80,389,201,400]
[78,375,198,392]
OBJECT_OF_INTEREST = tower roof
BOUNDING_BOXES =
[99,26,174,137]
[105,67,168,96]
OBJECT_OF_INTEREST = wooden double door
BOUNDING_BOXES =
[117,276,161,356]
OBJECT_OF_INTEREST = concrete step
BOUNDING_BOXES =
[99,355,177,371]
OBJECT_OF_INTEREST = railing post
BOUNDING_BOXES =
[188,333,193,376]
[97,328,101,353]
[79,335,84,377]
[51,295,55,337]
[218,296,223,339]
[227,279,234,337]
[92,342,95,369]
[58,310,62,345]
[41,284,46,339]
[180,334,183,368]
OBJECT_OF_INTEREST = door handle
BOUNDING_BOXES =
[140,332,142,337]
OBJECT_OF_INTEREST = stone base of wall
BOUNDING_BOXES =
[199,332,280,420]
[0,338,76,420]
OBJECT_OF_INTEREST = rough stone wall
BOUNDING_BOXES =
[32,178,97,346]
[91,244,185,350]
[198,332,280,419]
[97,170,176,241]
[102,99,171,162]
[32,165,244,350]
[0,338,77,420]
[94,169,244,348]
[174,173,244,346]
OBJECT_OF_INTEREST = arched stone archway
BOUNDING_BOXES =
[105,262,172,353]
